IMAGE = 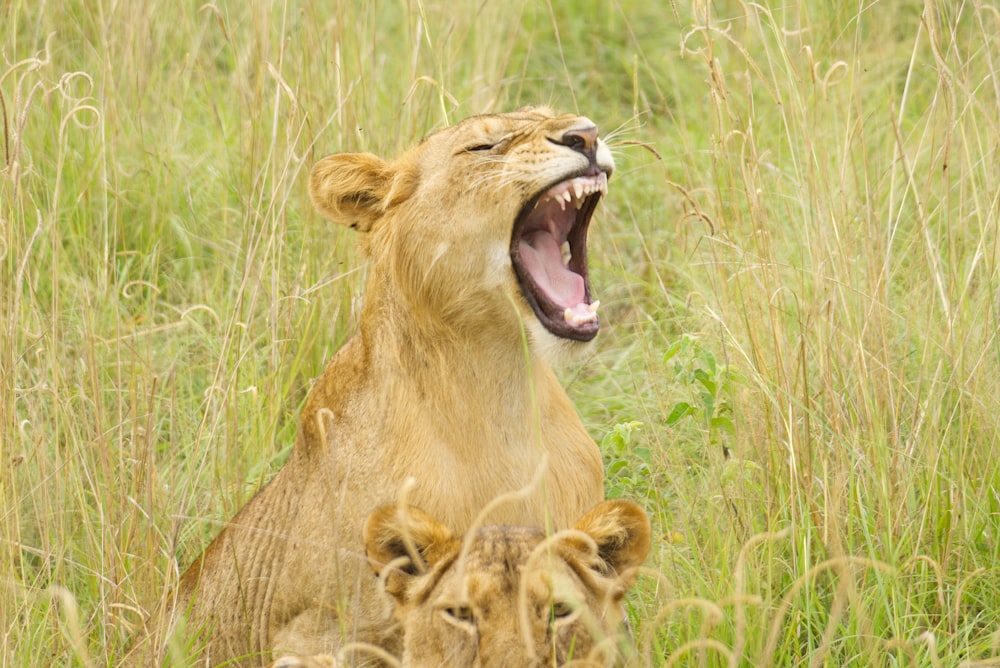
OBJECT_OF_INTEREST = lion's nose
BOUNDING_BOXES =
[559,125,599,154]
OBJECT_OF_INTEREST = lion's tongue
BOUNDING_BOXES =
[519,230,585,308]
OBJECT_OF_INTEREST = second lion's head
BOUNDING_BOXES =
[364,499,650,668]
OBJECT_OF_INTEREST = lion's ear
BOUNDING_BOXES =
[364,504,455,603]
[309,153,413,232]
[573,499,651,584]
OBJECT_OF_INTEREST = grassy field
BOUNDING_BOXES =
[3,0,1000,665]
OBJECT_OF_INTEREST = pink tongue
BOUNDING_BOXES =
[518,231,585,308]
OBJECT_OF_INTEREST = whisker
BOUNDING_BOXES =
[602,112,647,143]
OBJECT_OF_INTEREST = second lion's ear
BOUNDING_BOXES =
[364,504,454,604]
[309,153,415,232]
[572,499,651,585]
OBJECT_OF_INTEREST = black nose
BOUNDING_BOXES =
[560,126,599,154]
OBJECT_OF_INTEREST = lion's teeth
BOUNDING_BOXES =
[563,307,598,326]
[561,242,571,264]
[588,300,600,313]
[573,182,584,200]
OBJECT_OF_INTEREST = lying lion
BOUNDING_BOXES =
[271,500,650,668]
[126,108,615,665]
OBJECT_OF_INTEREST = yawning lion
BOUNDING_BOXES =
[126,107,615,666]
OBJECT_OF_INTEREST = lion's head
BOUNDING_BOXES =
[364,499,650,667]
[309,108,614,359]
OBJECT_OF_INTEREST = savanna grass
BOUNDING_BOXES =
[2,0,999,665]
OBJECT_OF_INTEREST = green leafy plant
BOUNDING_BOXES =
[602,420,652,500]
[662,333,738,456]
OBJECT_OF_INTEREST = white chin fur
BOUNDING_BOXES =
[524,317,595,369]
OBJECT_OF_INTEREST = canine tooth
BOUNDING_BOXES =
[588,300,600,312]
[563,308,574,323]
[573,182,584,200]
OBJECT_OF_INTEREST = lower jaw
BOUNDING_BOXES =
[523,317,598,366]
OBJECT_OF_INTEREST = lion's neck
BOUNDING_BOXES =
[372,315,546,430]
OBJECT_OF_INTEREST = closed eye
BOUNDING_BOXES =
[464,143,496,152]
[462,133,513,154]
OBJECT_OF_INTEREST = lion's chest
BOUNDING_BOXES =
[386,420,557,529]
[318,345,604,533]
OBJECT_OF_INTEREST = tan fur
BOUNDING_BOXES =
[364,500,651,667]
[124,108,615,666]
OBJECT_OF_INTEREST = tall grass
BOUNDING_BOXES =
[2,0,998,665]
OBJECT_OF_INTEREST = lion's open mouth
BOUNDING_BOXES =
[510,169,608,341]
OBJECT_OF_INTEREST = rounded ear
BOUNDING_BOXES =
[309,153,395,232]
[572,499,651,580]
[364,504,455,602]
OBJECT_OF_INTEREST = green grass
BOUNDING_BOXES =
[3,0,999,665]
